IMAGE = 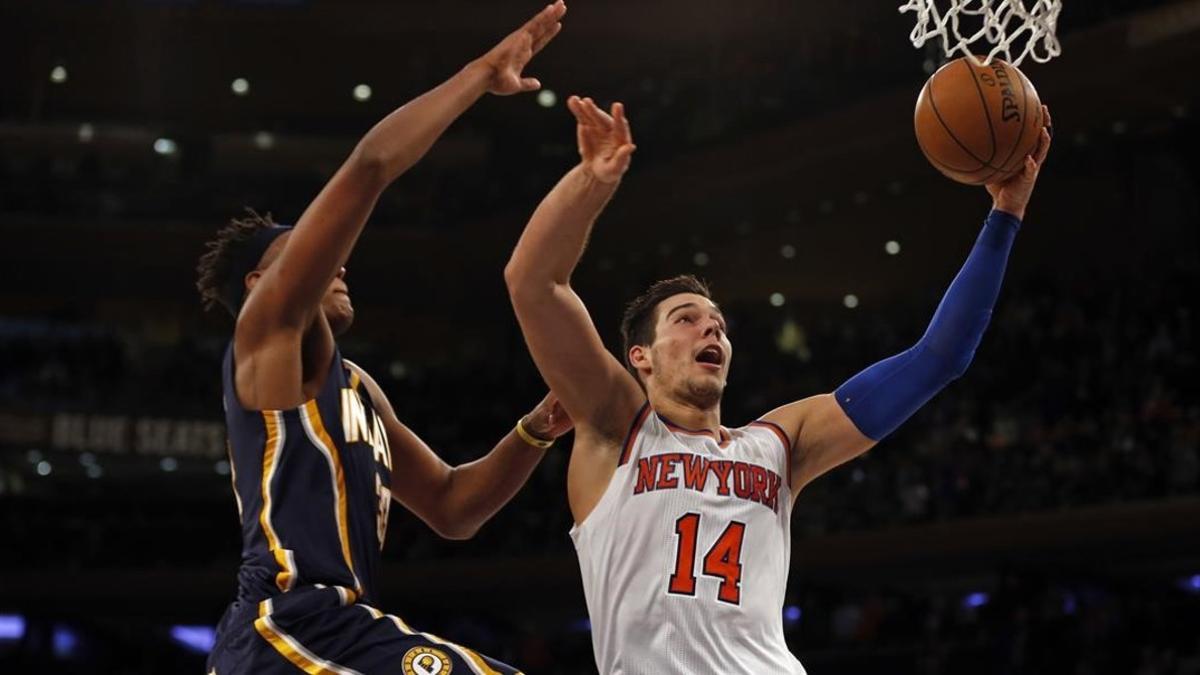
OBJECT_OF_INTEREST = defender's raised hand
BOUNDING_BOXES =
[987,104,1052,221]
[569,96,636,183]
[522,392,575,442]
[475,1,566,96]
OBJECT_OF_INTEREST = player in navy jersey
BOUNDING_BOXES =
[504,97,1051,673]
[194,4,570,673]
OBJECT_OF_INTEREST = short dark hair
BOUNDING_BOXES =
[619,275,713,377]
[195,210,279,315]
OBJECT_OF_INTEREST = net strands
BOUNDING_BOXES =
[899,0,1063,66]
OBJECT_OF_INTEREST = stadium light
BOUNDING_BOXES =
[171,625,217,654]
[963,592,989,608]
[0,615,25,640]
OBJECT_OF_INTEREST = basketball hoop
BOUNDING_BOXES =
[899,0,1063,66]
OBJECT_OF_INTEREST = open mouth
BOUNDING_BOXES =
[695,345,724,369]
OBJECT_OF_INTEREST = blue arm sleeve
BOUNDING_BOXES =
[833,209,1021,441]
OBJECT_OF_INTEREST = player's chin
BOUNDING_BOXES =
[684,377,724,408]
[327,305,355,336]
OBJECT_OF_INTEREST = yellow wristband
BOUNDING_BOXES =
[515,416,554,449]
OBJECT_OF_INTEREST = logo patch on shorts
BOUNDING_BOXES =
[403,646,452,675]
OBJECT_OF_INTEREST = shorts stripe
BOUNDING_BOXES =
[360,604,509,675]
[254,599,363,675]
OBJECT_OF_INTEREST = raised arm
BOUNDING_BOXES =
[764,106,1053,496]
[243,2,566,333]
[504,96,644,441]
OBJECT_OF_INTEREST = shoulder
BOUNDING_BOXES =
[341,358,398,420]
[758,393,833,447]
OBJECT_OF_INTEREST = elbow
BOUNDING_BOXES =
[946,354,974,381]
[504,260,554,305]
[346,142,393,189]
[932,346,975,382]
[435,525,480,541]
[503,259,524,293]
[427,513,481,541]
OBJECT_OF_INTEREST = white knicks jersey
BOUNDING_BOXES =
[570,403,805,675]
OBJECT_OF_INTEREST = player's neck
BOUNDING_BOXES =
[648,393,722,438]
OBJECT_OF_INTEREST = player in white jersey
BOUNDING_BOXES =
[505,95,1051,673]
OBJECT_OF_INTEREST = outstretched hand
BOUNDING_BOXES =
[987,105,1052,221]
[523,392,574,441]
[569,96,636,183]
[475,1,566,96]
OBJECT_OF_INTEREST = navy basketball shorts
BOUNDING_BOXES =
[207,585,521,675]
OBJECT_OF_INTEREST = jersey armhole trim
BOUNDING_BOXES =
[617,402,652,466]
[749,420,793,488]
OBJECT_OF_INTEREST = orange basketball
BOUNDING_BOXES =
[914,56,1044,185]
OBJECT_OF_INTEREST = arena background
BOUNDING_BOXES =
[2,0,1199,672]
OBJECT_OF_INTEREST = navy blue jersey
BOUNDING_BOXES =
[210,345,523,673]
[222,342,393,606]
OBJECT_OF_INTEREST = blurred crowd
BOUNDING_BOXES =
[1,265,1196,569]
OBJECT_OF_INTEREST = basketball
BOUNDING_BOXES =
[914,56,1044,185]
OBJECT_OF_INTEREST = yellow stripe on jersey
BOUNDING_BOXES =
[259,411,296,591]
[301,400,363,596]
[254,599,363,675]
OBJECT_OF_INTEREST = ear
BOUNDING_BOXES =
[244,270,263,293]
[629,344,651,375]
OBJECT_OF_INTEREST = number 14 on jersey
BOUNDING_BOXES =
[667,513,746,604]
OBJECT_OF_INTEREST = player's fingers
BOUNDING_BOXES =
[582,97,613,129]
[531,22,562,54]
[613,102,633,143]
[589,99,616,128]
[520,77,541,91]
[526,1,563,32]
[568,96,590,121]
[1042,104,1052,136]
[526,3,565,46]
[1023,154,1037,179]
[567,96,588,122]
[1033,126,1051,165]
[614,143,637,165]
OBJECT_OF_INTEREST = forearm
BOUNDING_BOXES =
[506,165,620,288]
[355,61,491,182]
[439,430,546,538]
[918,209,1021,368]
[835,209,1020,440]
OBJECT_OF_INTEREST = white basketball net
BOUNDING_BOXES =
[899,0,1063,66]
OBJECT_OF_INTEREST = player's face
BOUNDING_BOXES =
[321,267,354,336]
[254,233,354,335]
[646,293,732,408]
